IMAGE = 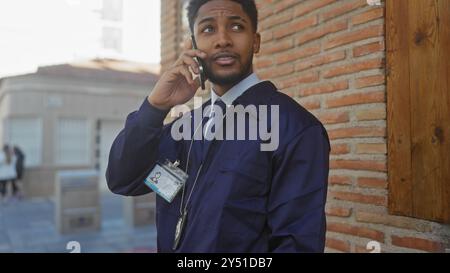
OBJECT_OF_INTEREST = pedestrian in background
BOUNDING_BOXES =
[0,144,18,204]
[13,145,25,199]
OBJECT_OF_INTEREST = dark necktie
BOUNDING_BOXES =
[202,99,227,161]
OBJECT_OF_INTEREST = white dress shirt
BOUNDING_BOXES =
[203,73,261,137]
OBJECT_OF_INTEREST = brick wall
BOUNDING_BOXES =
[254,0,449,253]
[161,0,179,72]
[161,0,450,252]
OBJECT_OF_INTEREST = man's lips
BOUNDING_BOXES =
[215,56,236,65]
[213,52,238,66]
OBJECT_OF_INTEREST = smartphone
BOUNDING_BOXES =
[191,35,206,90]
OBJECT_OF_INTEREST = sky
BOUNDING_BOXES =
[0,0,161,77]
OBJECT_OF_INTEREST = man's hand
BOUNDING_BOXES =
[148,39,207,111]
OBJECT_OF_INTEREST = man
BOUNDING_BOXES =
[107,0,330,253]
[13,145,25,199]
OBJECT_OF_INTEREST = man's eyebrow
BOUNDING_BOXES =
[197,15,248,26]
[197,17,215,25]
[228,15,248,23]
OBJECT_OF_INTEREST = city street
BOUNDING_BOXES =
[0,193,157,253]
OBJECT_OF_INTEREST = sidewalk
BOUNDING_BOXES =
[0,193,157,253]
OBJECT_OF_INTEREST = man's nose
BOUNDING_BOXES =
[214,29,232,48]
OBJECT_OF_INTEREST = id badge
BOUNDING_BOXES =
[144,160,188,203]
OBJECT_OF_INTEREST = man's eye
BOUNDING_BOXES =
[202,26,214,33]
[231,24,244,31]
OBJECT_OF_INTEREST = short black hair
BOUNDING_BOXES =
[187,0,258,33]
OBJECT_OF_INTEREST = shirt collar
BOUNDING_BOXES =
[210,73,261,106]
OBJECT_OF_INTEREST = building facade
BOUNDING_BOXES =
[0,59,158,198]
[160,0,450,252]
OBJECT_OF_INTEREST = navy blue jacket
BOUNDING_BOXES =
[106,81,330,253]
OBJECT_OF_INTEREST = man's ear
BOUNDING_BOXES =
[253,33,261,54]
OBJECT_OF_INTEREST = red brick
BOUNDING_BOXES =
[353,41,385,57]
[330,160,387,172]
[329,175,352,185]
[324,25,384,50]
[260,9,293,30]
[330,190,387,206]
[327,222,385,242]
[260,30,273,43]
[356,143,387,154]
[257,64,293,79]
[352,7,384,26]
[273,16,318,39]
[357,177,387,189]
[326,91,385,108]
[276,44,321,65]
[322,0,367,21]
[355,75,385,89]
[391,236,445,253]
[299,99,321,110]
[273,0,298,13]
[257,69,273,80]
[276,64,295,78]
[255,57,273,70]
[295,0,336,17]
[326,206,352,217]
[355,211,433,232]
[278,72,319,89]
[298,80,348,97]
[260,39,293,54]
[317,112,349,125]
[326,237,351,252]
[331,143,350,155]
[323,58,384,78]
[295,50,346,72]
[259,6,273,20]
[328,126,386,140]
[297,20,348,45]
[355,107,386,121]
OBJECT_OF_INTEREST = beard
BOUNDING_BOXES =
[204,53,254,86]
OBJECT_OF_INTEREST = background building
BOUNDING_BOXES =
[160,0,450,252]
[0,0,161,252]
[0,59,158,197]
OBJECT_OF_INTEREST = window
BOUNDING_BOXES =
[56,118,90,165]
[387,0,450,223]
[102,26,122,52]
[6,118,42,167]
[102,0,123,21]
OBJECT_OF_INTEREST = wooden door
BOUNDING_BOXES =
[387,0,450,223]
